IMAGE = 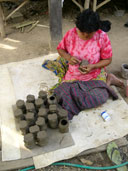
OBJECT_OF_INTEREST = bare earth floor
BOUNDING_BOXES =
[0,12,128,171]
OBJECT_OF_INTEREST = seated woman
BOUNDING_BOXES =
[57,9,124,88]
[43,9,123,119]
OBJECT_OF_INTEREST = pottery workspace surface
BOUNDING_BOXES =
[0,54,128,169]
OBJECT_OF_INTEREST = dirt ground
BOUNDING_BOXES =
[1,1,128,171]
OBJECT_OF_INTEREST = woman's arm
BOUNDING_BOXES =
[93,57,112,69]
[57,49,71,61]
[79,58,112,74]
[57,49,80,65]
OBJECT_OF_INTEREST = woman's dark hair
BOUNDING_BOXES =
[76,9,111,33]
[76,9,100,33]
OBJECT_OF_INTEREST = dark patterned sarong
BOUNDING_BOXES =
[54,80,118,120]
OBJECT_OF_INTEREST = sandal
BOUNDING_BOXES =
[107,142,127,171]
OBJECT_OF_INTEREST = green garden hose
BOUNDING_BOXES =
[19,161,128,171]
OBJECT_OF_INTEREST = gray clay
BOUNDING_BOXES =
[26,94,35,103]
[16,100,25,109]
[35,98,44,109]
[48,114,58,129]
[59,119,69,133]
[19,120,28,135]
[37,131,47,146]
[25,112,35,126]
[38,90,47,99]
[58,108,68,120]
[14,108,24,120]
[79,60,89,72]
[29,125,40,137]
[26,103,36,113]
[47,95,57,105]
[80,59,89,66]
[36,117,47,130]
[24,133,36,149]
[38,108,48,119]
[49,104,57,113]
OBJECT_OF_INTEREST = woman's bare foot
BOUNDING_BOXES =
[106,73,125,88]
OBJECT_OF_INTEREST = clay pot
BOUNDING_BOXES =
[19,120,28,135]
[25,102,36,113]
[48,114,58,129]
[35,98,44,109]
[24,133,36,149]
[16,99,25,109]
[36,117,47,130]
[38,90,47,100]
[29,125,40,138]
[59,119,69,133]
[14,108,24,120]
[16,99,26,113]
[37,131,47,146]
[38,108,48,120]
[121,64,128,79]
[49,104,57,113]
[25,112,35,126]
[26,94,35,103]
[58,108,68,120]
[47,95,57,105]
[79,59,89,72]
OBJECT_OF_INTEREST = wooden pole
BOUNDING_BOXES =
[96,0,111,10]
[5,0,29,21]
[72,0,84,12]
[93,0,97,11]
[84,0,90,9]
[0,3,5,38]
[48,0,62,50]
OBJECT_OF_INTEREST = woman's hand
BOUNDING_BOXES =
[69,56,81,65]
[79,64,95,74]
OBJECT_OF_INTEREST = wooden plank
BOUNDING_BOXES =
[0,3,5,38]
[48,0,62,48]
[0,151,34,171]
[72,0,84,12]
[5,0,29,21]
[0,68,21,161]
[78,137,128,156]
[0,137,127,171]
[96,0,111,10]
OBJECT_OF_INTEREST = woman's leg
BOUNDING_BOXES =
[106,73,125,88]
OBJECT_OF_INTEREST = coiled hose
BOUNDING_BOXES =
[19,161,128,171]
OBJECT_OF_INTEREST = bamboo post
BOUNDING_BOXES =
[72,0,84,12]
[0,3,5,38]
[5,0,29,21]
[96,0,111,10]
[93,0,97,11]
[84,0,90,9]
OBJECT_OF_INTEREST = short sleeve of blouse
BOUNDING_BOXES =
[57,30,70,51]
[100,32,112,59]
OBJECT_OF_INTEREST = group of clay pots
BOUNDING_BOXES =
[14,90,69,149]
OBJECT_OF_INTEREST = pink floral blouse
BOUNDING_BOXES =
[57,27,112,81]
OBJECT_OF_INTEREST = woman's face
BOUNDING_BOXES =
[77,29,95,40]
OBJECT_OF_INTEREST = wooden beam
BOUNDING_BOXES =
[96,0,111,10]
[0,3,5,38]
[72,0,84,12]
[5,0,29,21]
[0,151,34,171]
[48,0,62,49]
[84,0,90,9]
[93,0,97,11]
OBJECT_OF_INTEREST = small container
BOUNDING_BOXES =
[101,111,111,121]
